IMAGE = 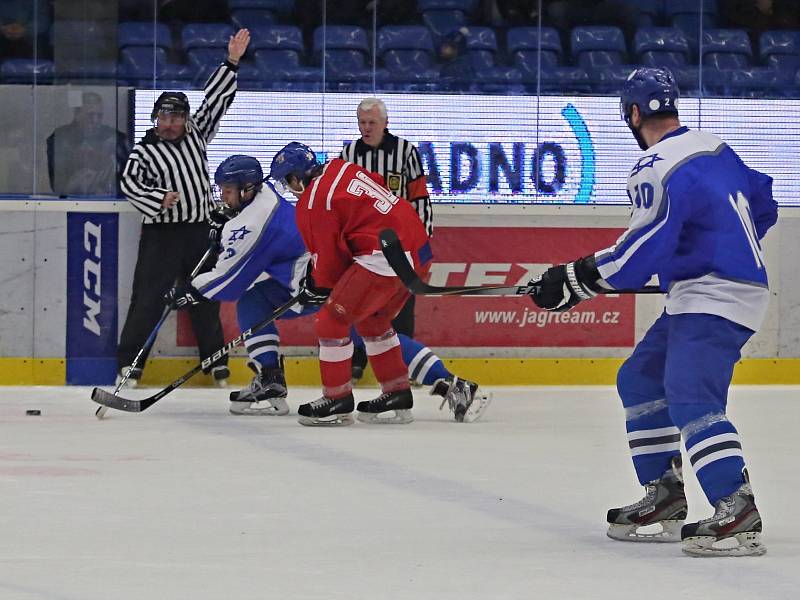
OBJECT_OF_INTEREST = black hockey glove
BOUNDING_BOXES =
[528,255,604,312]
[297,273,331,306]
[164,281,204,309]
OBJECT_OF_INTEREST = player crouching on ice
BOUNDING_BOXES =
[526,68,776,557]
[164,151,489,424]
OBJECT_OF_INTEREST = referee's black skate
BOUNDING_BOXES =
[431,376,492,423]
[607,455,687,543]
[681,470,766,557]
[229,361,289,416]
[297,393,354,426]
[356,389,413,424]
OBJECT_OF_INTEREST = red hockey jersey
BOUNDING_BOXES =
[295,158,429,289]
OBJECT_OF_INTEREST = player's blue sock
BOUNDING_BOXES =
[398,334,450,385]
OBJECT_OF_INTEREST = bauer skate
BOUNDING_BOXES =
[297,394,354,426]
[211,365,230,388]
[681,470,766,557]
[229,362,289,416]
[356,389,414,424]
[431,376,492,423]
[607,455,687,543]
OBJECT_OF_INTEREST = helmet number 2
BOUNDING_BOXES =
[346,171,399,214]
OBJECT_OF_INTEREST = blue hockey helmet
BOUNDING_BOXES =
[214,154,264,189]
[269,142,320,187]
[619,67,679,126]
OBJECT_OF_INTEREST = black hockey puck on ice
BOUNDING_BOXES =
[26,409,41,416]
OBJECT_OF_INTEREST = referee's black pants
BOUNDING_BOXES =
[117,222,227,373]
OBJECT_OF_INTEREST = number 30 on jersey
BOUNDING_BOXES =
[346,171,400,214]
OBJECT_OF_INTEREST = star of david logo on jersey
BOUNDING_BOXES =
[228,226,251,242]
[630,154,663,176]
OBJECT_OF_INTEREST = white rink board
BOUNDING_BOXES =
[0,386,798,599]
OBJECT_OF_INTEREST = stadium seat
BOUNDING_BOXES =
[634,27,690,68]
[760,31,800,72]
[725,66,791,98]
[249,25,304,52]
[418,0,478,12]
[378,26,438,80]
[228,0,294,13]
[538,66,592,94]
[56,61,119,81]
[664,0,717,19]
[701,29,752,70]
[118,22,172,50]
[422,10,468,43]
[231,9,276,29]
[592,65,636,93]
[254,50,322,82]
[181,24,236,52]
[0,59,54,84]
[670,65,699,94]
[571,26,627,68]
[507,27,563,69]
[620,0,663,27]
[120,48,192,84]
[313,25,372,82]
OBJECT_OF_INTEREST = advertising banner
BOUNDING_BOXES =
[66,212,118,383]
[177,226,634,349]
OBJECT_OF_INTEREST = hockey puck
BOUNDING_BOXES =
[26,409,41,416]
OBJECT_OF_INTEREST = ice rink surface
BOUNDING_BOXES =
[1,384,798,600]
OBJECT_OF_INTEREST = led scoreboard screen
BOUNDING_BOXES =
[134,90,800,206]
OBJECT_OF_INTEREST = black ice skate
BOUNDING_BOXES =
[431,376,492,423]
[211,365,230,388]
[607,455,687,543]
[356,389,414,424]
[681,470,766,557]
[297,393,354,426]
[229,361,288,416]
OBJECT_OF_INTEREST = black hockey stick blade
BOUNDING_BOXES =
[379,228,661,297]
[89,293,302,414]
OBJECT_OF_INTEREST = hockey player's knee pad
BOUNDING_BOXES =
[315,304,351,339]
[616,358,664,408]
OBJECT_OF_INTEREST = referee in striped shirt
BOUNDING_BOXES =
[340,97,432,380]
[116,29,250,387]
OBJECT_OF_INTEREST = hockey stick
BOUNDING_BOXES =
[379,228,662,296]
[95,242,219,420]
[90,292,302,414]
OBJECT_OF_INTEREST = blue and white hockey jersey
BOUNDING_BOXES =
[595,126,778,332]
[192,182,310,312]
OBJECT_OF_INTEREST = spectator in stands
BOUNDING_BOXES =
[439,27,475,91]
[720,0,800,42]
[544,0,640,48]
[0,2,46,59]
[46,92,129,197]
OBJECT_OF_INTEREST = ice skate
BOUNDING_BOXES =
[211,365,230,388]
[431,376,492,423]
[116,366,142,389]
[356,389,414,424]
[297,394,354,426]
[229,362,289,416]
[607,455,687,542]
[681,471,766,557]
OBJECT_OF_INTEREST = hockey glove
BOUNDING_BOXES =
[297,273,331,306]
[528,255,604,312]
[164,281,204,309]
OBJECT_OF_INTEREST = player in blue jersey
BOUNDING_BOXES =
[527,68,777,557]
[164,154,490,423]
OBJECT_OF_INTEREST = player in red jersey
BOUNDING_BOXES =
[270,142,432,426]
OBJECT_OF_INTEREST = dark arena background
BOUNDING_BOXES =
[1,1,799,597]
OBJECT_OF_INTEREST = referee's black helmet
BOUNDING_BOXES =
[151,92,190,120]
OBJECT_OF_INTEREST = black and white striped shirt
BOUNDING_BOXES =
[340,130,433,235]
[121,62,238,224]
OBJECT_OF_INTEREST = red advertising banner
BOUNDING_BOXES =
[178,226,635,348]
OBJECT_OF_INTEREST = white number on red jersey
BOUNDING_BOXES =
[346,171,399,214]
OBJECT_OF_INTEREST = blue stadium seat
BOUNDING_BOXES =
[537,67,592,94]
[313,26,372,82]
[664,0,717,18]
[378,26,438,79]
[228,0,294,12]
[118,22,172,50]
[571,26,627,68]
[760,31,800,72]
[231,9,276,29]
[620,0,663,27]
[464,26,498,52]
[1,59,54,84]
[592,65,635,93]
[507,27,563,69]
[254,51,321,81]
[56,61,119,81]
[120,48,192,83]
[670,65,699,94]
[634,27,690,68]
[701,29,752,69]
[725,66,791,98]
[249,25,304,52]
[422,10,468,43]
[418,0,478,12]
[181,24,236,52]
